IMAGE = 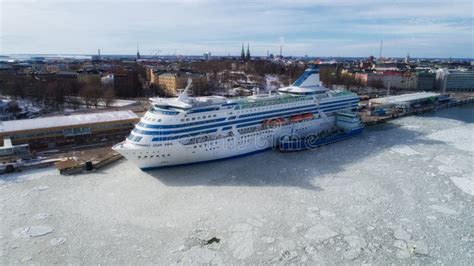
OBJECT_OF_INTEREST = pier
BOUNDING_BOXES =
[361,97,474,126]
[55,147,123,175]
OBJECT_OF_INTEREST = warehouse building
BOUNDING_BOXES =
[368,92,441,115]
[369,92,440,108]
[0,111,139,150]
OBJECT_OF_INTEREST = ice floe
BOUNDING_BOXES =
[33,213,51,220]
[427,124,474,152]
[304,225,338,241]
[228,223,254,259]
[393,228,411,241]
[390,145,421,156]
[450,175,474,196]
[50,237,67,246]
[13,226,53,238]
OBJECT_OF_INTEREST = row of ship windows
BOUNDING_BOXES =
[180,114,217,122]
[137,154,171,159]
[143,116,162,123]
[193,140,219,149]
[295,127,308,132]
[191,147,220,153]
[241,129,273,138]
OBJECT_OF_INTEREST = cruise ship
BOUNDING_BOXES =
[113,66,359,169]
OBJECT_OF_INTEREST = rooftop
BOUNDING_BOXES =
[0,110,138,133]
[369,92,440,105]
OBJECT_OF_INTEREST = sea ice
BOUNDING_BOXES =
[183,246,223,264]
[427,124,474,152]
[50,237,67,246]
[412,241,429,255]
[13,226,53,238]
[393,228,411,241]
[228,223,254,259]
[438,165,462,174]
[344,235,367,249]
[396,249,411,259]
[33,213,51,220]
[32,185,49,191]
[343,249,360,260]
[320,210,336,218]
[430,205,459,215]
[304,225,338,241]
[450,175,474,196]
[393,240,407,250]
[390,145,421,156]
[261,236,275,244]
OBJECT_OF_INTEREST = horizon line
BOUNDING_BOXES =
[1,53,473,60]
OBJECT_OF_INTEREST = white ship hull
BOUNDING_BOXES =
[114,116,334,169]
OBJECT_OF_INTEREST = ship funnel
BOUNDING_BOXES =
[292,66,321,88]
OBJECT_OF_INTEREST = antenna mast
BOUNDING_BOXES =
[379,40,383,60]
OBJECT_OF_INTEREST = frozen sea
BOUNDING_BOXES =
[1,104,473,264]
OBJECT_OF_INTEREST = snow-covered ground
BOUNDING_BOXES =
[1,105,473,264]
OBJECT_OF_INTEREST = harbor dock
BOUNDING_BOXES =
[361,96,474,126]
[55,147,123,175]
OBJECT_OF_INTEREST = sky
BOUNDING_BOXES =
[0,0,473,58]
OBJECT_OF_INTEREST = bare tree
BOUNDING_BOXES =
[68,96,81,111]
[102,87,116,107]
[81,86,101,109]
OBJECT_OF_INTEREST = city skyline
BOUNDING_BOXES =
[1,0,473,58]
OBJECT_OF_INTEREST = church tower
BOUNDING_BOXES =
[136,42,141,60]
[245,43,250,61]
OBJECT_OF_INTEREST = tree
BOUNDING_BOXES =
[102,87,116,107]
[68,96,81,111]
[81,86,102,109]
[45,81,66,110]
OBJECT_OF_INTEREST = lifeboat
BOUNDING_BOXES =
[263,118,285,128]
[302,113,314,120]
[290,113,313,123]
[290,115,304,122]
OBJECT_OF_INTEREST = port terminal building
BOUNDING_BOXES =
[367,92,443,115]
[0,111,139,151]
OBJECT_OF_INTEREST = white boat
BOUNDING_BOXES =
[113,66,359,169]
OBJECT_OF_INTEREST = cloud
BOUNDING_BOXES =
[0,0,472,57]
